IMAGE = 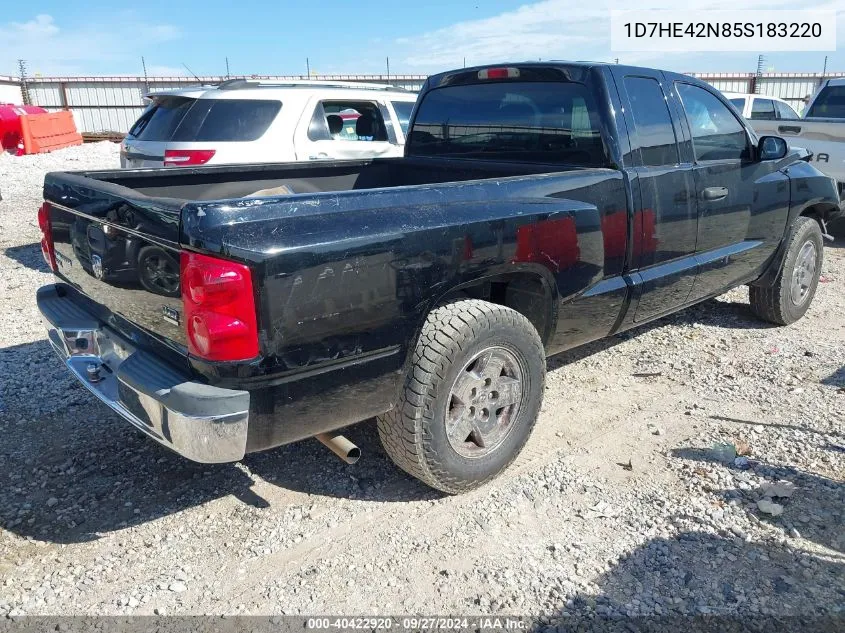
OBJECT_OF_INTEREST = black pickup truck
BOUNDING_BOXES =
[37,63,842,493]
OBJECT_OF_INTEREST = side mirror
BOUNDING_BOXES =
[758,135,788,161]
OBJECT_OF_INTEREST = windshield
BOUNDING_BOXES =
[407,81,608,166]
[806,85,845,119]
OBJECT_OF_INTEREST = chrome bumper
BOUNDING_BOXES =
[37,285,249,463]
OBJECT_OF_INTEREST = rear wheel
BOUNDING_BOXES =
[377,299,545,494]
[750,216,823,325]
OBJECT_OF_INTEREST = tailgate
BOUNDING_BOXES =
[44,171,188,351]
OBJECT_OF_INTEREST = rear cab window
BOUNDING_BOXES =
[407,80,608,166]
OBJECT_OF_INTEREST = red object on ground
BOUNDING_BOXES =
[0,104,47,152]
[18,111,83,154]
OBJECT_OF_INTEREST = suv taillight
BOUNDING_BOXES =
[180,252,258,362]
[164,149,216,166]
[38,202,57,271]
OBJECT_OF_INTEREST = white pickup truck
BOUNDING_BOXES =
[731,79,845,202]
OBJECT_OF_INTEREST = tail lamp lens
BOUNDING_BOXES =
[164,149,216,167]
[38,202,57,271]
[180,252,258,362]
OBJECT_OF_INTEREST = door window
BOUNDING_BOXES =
[750,98,776,120]
[623,76,680,166]
[307,101,389,142]
[677,83,749,162]
[774,101,800,120]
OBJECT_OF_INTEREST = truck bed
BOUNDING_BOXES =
[85,156,586,201]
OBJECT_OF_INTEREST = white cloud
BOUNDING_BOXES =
[0,12,180,76]
[394,0,844,72]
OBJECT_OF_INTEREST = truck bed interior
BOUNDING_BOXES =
[88,157,579,202]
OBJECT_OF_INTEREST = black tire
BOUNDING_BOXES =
[137,245,180,298]
[377,299,545,494]
[749,216,824,325]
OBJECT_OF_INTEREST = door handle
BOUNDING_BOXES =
[778,125,801,135]
[701,187,729,201]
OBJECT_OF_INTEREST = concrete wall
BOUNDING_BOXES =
[0,76,23,104]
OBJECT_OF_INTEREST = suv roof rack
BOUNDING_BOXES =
[216,78,408,91]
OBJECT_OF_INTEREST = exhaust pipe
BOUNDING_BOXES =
[316,432,361,464]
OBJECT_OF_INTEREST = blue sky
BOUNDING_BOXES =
[1,1,842,77]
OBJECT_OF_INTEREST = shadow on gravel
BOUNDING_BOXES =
[2,242,50,273]
[708,415,845,440]
[0,342,433,544]
[669,449,844,555]
[532,456,844,632]
[820,366,845,389]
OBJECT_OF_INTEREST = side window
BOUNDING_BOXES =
[313,100,388,142]
[390,101,414,136]
[676,83,749,162]
[774,101,799,120]
[623,76,680,167]
[750,98,776,120]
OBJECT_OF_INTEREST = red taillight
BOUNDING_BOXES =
[478,67,520,80]
[164,149,216,167]
[38,202,57,271]
[180,252,258,362]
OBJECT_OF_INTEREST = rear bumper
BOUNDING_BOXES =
[37,284,249,463]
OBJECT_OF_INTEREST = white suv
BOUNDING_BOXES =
[722,92,801,121]
[120,80,418,168]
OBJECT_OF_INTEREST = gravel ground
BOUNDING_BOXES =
[0,144,843,624]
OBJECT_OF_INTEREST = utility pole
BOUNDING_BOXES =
[18,59,31,105]
[386,57,390,81]
[463,57,466,68]
[225,57,230,79]
[822,55,828,77]
[306,58,310,78]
